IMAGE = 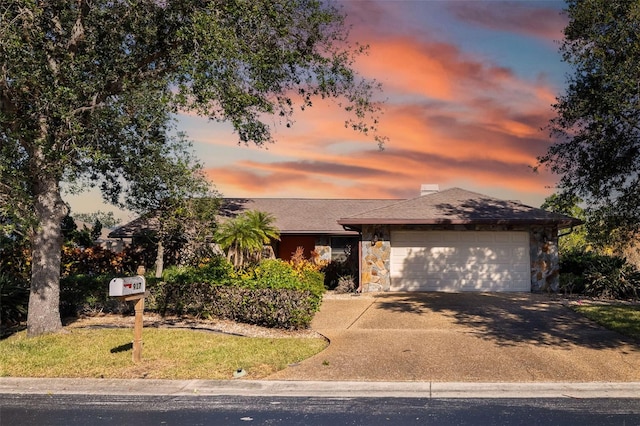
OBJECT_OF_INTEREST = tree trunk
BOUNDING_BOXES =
[27,176,68,336]
[155,239,164,278]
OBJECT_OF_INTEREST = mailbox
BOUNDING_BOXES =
[109,276,146,297]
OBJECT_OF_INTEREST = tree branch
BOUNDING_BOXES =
[67,0,90,55]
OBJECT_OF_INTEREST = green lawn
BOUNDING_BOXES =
[0,328,327,380]
[572,304,640,340]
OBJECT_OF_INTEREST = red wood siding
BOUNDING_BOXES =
[278,235,317,260]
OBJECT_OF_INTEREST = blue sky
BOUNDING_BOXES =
[66,0,570,222]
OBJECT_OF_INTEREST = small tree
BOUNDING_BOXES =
[124,132,219,278]
[216,210,280,268]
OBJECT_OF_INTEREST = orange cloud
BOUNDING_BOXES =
[191,3,564,208]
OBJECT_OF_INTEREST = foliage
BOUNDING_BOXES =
[572,305,640,340]
[59,274,126,318]
[288,246,324,272]
[126,231,172,273]
[61,213,114,249]
[538,0,640,247]
[583,256,640,300]
[322,260,354,290]
[249,259,325,302]
[0,232,30,283]
[334,275,356,294]
[0,274,29,330]
[122,134,220,278]
[317,239,359,290]
[0,1,384,336]
[161,256,234,286]
[72,211,121,229]
[560,249,640,299]
[0,232,30,328]
[157,258,325,329]
[61,245,126,277]
[215,210,280,268]
[157,284,319,329]
[57,244,153,317]
[541,193,588,253]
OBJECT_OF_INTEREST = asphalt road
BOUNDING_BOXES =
[2,394,640,425]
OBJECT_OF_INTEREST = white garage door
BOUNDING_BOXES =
[390,231,530,292]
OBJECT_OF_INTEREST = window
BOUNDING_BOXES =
[331,237,359,262]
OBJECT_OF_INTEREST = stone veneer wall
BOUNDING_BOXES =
[314,237,331,263]
[529,226,560,292]
[360,225,391,292]
[357,224,561,293]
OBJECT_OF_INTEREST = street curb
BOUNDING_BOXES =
[2,378,640,399]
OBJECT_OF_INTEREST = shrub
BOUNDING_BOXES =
[322,259,357,290]
[162,255,233,285]
[60,274,129,317]
[0,274,29,329]
[252,259,325,309]
[158,258,325,329]
[335,275,356,294]
[560,249,640,299]
[558,272,583,296]
[61,245,127,277]
[156,257,234,315]
[584,256,640,300]
[159,284,316,329]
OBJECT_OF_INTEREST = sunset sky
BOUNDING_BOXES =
[67,0,571,222]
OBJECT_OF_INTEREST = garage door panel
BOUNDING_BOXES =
[390,231,530,292]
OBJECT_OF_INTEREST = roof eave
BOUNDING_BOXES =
[280,230,359,235]
[338,218,584,228]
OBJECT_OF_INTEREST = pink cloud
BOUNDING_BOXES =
[194,3,564,207]
[446,1,567,42]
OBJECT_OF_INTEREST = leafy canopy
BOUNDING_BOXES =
[0,0,385,336]
[538,0,640,246]
[1,0,385,229]
[541,193,588,254]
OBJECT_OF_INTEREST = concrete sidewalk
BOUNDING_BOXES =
[2,377,640,399]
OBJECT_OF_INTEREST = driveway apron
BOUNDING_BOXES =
[266,292,640,382]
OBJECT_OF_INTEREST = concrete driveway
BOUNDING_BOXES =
[267,292,640,382]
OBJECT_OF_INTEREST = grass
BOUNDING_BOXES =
[572,304,640,340]
[0,328,327,380]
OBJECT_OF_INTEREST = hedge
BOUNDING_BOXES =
[156,258,325,329]
[155,282,318,329]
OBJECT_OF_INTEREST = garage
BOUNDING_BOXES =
[338,187,582,293]
[390,230,531,292]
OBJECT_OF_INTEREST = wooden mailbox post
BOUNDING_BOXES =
[109,270,147,363]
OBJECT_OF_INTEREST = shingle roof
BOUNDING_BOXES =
[338,187,582,229]
[109,198,400,238]
[108,214,160,238]
[218,198,400,234]
[109,188,582,238]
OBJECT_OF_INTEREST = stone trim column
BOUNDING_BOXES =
[314,236,331,264]
[529,226,560,292]
[361,225,391,292]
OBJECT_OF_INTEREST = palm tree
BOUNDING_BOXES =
[215,210,280,268]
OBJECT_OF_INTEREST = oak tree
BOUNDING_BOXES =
[0,1,385,336]
[538,0,640,247]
